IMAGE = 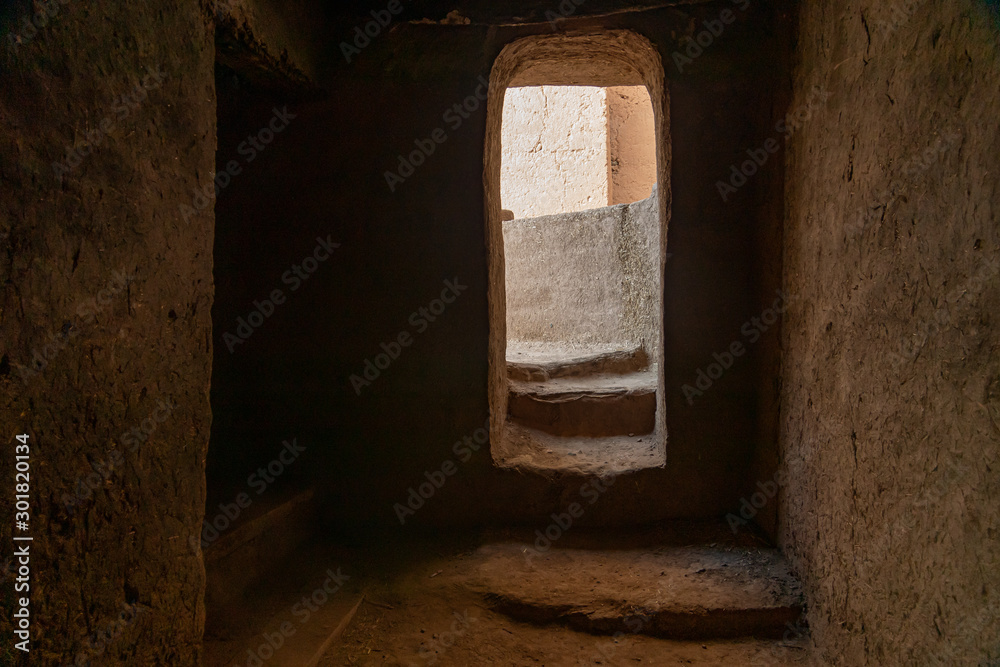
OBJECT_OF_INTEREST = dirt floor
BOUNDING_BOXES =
[327,601,810,666]
[315,529,811,666]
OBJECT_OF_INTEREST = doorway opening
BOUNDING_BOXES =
[485,32,670,475]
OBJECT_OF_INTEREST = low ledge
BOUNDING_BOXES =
[507,345,649,381]
[465,541,805,640]
[494,422,664,477]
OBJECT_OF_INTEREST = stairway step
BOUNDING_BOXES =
[464,541,805,640]
[510,370,656,397]
[508,372,656,437]
[507,344,648,381]
[497,422,663,475]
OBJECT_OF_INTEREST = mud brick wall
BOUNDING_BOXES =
[0,0,215,663]
[779,1,1000,663]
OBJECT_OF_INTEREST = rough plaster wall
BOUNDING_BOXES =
[501,86,609,218]
[619,189,661,355]
[0,0,214,663]
[504,190,659,349]
[780,1,1000,664]
[608,85,657,205]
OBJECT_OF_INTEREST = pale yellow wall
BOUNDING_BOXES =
[501,86,609,219]
[608,85,657,205]
[501,85,655,217]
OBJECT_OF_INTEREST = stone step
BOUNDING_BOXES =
[508,371,656,437]
[498,421,662,475]
[462,540,805,640]
[507,345,648,381]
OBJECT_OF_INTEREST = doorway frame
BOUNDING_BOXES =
[484,30,672,466]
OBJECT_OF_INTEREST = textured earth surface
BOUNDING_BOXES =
[319,531,811,666]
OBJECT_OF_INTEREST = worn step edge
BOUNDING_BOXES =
[509,385,657,401]
[507,347,649,381]
[483,593,804,640]
[508,391,657,437]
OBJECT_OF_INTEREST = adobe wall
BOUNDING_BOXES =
[501,85,610,218]
[779,1,1000,663]
[0,0,215,662]
[608,85,657,205]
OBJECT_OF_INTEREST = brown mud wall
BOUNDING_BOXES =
[0,0,215,663]
[779,1,1000,663]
